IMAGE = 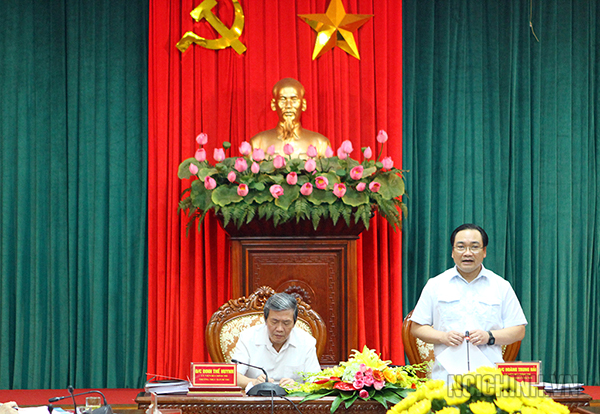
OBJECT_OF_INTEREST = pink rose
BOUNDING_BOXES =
[359,389,369,399]
[337,148,348,160]
[227,171,236,182]
[196,132,208,145]
[353,379,364,390]
[239,141,252,156]
[325,146,334,158]
[374,380,384,390]
[356,182,366,192]
[363,146,372,159]
[369,181,381,192]
[195,148,206,162]
[214,148,226,162]
[283,143,294,155]
[381,156,394,170]
[340,140,353,154]
[237,184,249,196]
[360,364,367,373]
[377,129,388,143]
[252,148,265,162]
[270,185,284,199]
[363,373,375,386]
[305,158,316,172]
[267,145,276,156]
[189,163,199,175]
[234,157,248,172]
[286,172,298,185]
[350,165,364,180]
[204,176,216,190]
[307,145,318,158]
[315,176,329,190]
[251,162,260,174]
[333,183,346,198]
[273,155,286,169]
[300,183,313,196]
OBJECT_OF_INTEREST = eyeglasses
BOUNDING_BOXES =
[453,245,483,254]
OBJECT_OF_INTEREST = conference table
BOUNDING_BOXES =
[135,391,594,413]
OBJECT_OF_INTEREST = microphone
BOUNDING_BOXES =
[50,388,113,414]
[230,359,286,397]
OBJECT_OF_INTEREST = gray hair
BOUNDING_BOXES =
[264,293,298,322]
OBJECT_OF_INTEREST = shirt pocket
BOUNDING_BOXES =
[437,292,463,326]
[475,297,502,329]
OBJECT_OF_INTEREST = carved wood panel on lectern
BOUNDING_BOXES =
[231,239,358,365]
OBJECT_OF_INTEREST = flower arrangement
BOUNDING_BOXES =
[284,346,429,413]
[387,366,570,414]
[177,130,406,232]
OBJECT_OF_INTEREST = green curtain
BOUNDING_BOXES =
[0,0,148,388]
[403,0,599,385]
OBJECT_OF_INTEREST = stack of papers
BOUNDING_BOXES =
[537,382,585,393]
[145,379,190,394]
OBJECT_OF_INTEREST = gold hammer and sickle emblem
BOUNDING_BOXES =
[177,0,246,54]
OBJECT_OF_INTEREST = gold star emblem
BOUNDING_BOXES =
[299,0,373,60]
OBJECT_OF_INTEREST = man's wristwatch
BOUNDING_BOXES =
[487,330,495,345]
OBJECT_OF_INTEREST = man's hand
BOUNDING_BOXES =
[278,378,295,387]
[0,402,19,414]
[251,374,274,386]
[466,329,489,346]
[441,330,466,347]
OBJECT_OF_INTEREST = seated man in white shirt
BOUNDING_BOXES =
[231,292,321,388]
[410,223,527,381]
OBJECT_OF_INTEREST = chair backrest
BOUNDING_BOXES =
[402,310,521,377]
[205,286,327,363]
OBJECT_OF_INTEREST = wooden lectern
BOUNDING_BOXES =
[221,217,365,365]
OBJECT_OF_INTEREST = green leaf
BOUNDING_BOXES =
[198,167,217,180]
[211,185,243,207]
[371,392,388,408]
[363,166,377,177]
[274,184,300,210]
[260,161,275,173]
[252,182,265,191]
[178,157,197,179]
[376,172,405,199]
[344,393,359,408]
[336,169,347,177]
[328,203,341,225]
[339,391,356,401]
[330,396,344,413]
[341,187,369,207]
[308,189,338,205]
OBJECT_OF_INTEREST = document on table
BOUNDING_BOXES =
[436,341,493,375]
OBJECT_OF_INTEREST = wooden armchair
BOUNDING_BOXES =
[205,286,327,363]
[402,310,521,377]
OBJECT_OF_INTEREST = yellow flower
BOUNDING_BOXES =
[425,387,446,401]
[520,407,539,414]
[348,345,390,370]
[537,399,570,414]
[494,397,523,413]
[383,368,397,383]
[436,408,460,414]
[425,379,445,390]
[520,395,547,407]
[407,399,431,414]
[444,389,471,405]
[460,373,477,387]
[468,401,497,414]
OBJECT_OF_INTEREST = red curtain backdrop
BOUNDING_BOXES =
[148,0,403,379]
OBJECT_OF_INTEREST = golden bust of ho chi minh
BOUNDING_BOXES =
[250,78,331,158]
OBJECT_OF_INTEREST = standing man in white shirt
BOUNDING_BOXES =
[231,292,321,388]
[410,223,527,381]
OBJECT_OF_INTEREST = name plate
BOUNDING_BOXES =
[190,362,238,387]
[496,361,541,383]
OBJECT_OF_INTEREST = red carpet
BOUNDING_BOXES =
[0,389,141,406]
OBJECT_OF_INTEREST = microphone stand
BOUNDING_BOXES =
[50,388,113,414]
[230,359,287,396]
